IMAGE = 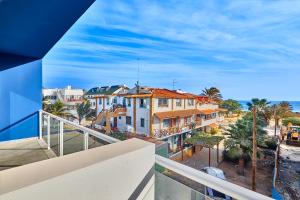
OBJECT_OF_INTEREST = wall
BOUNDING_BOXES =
[0,58,42,141]
[0,139,155,200]
[136,97,150,135]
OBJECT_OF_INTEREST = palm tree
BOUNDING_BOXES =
[201,87,223,103]
[45,100,72,118]
[272,101,292,136]
[247,98,271,125]
[76,99,95,124]
[225,115,267,175]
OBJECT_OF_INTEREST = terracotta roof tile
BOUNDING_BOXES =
[199,109,216,115]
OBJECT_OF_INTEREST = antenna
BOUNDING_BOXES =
[172,79,177,90]
[137,58,140,86]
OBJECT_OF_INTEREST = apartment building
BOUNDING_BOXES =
[42,86,84,118]
[93,86,225,153]
[85,85,128,110]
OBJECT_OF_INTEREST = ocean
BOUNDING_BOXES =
[238,100,300,113]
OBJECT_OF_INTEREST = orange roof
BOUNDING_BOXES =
[199,109,216,115]
[150,88,189,99]
[154,109,201,120]
[209,123,218,128]
[196,96,212,103]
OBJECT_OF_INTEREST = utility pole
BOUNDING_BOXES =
[252,106,257,191]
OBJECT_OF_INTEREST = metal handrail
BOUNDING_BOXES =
[40,110,120,144]
[155,155,273,200]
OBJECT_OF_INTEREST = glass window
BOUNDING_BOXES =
[140,118,145,127]
[176,99,182,106]
[106,97,110,105]
[113,97,117,104]
[140,98,146,108]
[99,98,102,105]
[158,98,168,107]
[127,98,131,107]
[163,119,170,128]
[188,99,194,106]
[126,116,132,125]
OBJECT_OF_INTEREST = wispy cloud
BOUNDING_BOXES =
[44,0,300,100]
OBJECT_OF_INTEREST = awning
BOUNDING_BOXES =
[154,109,201,120]
[199,109,216,115]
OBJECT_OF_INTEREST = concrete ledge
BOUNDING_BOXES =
[0,138,155,200]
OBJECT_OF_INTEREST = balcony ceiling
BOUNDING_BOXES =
[0,0,95,59]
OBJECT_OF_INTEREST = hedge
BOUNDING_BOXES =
[282,117,300,126]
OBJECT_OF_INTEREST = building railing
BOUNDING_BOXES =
[156,155,273,200]
[39,110,119,156]
[38,111,273,200]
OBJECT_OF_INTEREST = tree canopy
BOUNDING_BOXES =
[220,99,242,115]
[201,87,222,103]
[185,131,224,148]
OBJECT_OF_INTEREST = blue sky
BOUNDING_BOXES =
[44,0,300,100]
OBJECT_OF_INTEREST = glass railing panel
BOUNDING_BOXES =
[155,171,212,200]
[63,123,84,155]
[88,134,108,149]
[41,113,48,144]
[50,117,60,155]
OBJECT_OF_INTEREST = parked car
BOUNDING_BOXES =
[201,167,231,200]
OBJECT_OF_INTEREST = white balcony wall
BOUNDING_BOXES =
[0,139,155,200]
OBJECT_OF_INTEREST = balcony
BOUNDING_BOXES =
[0,111,273,200]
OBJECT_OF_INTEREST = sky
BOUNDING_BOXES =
[43,0,300,101]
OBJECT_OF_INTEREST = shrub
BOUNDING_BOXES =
[110,132,127,141]
[264,137,278,150]
[223,147,243,162]
[282,117,300,126]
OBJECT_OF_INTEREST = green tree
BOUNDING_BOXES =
[45,100,73,118]
[220,99,242,116]
[271,101,292,135]
[201,87,223,103]
[224,115,267,174]
[247,98,271,124]
[76,99,95,124]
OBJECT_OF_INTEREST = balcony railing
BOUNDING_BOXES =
[39,110,119,156]
[37,111,272,200]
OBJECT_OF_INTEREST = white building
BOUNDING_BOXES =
[93,87,226,154]
[42,86,84,119]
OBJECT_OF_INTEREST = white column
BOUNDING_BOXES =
[59,121,64,156]
[84,132,88,150]
[39,111,42,139]
[47,115,50,150]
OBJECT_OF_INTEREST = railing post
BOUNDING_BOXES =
[47,115,51,150]
[59,121,64,156]
[39,110,42,139]
[84,132,88,150]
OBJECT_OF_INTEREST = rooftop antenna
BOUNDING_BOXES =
[172,79,177,90]
[136,58,141,94]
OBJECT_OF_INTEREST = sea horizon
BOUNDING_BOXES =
[238,100,300,112]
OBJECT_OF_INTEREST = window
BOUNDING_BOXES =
[99,98,102,105]
[187,99,194,106]
[158,98,168,107]
[122,98,126,107]
[119,116,121,120]
[140,118,145,127]
[163,119,170,128]
[140,98,146,108]
[113,97,117,104]
[127,98,131,107]
[176,99,182,106]
[126,116,132,125]
[106,97,110,105]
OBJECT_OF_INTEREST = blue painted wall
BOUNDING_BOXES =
[0,58,42,141]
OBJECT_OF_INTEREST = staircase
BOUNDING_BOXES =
[92,106,126,134]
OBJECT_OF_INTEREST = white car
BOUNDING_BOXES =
[201,167,231,200]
